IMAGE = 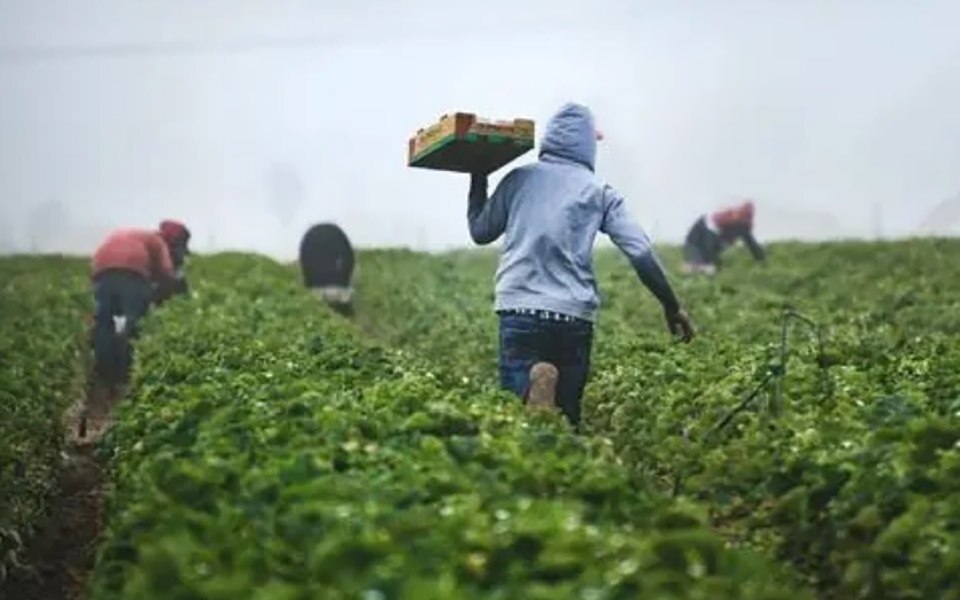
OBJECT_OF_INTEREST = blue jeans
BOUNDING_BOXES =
[92,270,153,384]
[498,312,593,427]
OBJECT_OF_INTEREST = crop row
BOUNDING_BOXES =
[352,240,960,599]
[90,253,804,599]
[0,257,89,580]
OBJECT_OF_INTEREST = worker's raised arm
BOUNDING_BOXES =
[600,186,694,341]
[467,171,514,245]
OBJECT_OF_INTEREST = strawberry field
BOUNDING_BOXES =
[1,257,88,582]
[2,239,959,599]
[353,240,960,599]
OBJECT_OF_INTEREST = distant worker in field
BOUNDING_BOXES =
[90,220,191,384]
[682,201,765,275]
[299,223,355,316]
[466,102,695,429]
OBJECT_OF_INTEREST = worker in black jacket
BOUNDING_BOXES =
[299,223,355,316]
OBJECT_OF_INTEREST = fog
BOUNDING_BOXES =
[1,0,959,259]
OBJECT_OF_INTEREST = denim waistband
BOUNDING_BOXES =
[497,308,589,324]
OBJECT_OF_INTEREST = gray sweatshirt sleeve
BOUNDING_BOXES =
[467,173,512,245]
[600,187,681,314]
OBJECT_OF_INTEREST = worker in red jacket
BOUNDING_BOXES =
[682,201,765,274]
[90,220,190,383]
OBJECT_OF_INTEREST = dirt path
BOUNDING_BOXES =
[0,382,123,600]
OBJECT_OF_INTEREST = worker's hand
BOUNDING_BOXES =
[153,279,176,305]
[666,308,695,343]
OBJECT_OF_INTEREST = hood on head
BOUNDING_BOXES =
[159,220,191,253]
[539,102,597,170]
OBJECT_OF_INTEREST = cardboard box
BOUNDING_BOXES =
[408,113,535,174]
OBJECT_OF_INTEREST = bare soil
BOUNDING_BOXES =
[0,381,123,600]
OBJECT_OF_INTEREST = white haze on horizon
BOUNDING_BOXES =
[1,0,959,260]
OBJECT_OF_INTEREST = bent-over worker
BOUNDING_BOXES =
[90,220,187,383]
[299,223,355,316]
[682,201,764,274]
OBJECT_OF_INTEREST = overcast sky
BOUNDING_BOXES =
[1,0,958,257]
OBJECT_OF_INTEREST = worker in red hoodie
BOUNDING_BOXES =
[682,201,765,274]
[90,220,191,383]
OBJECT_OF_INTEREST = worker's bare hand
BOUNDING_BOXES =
[666,309,695,343]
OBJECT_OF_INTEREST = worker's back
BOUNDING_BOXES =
[298,223,354,288]
[92,228,169,280]
[710,203,755,243]
[486,103,653,322]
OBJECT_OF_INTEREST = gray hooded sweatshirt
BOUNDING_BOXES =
[468,102,679,322]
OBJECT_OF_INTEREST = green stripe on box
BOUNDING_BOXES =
[411,131,535,164]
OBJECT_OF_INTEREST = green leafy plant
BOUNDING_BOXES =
[0,256,89,580]
[90,253,804,599]
[351,239,960,599]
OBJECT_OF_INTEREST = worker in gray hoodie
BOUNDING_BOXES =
[467,102,695,429]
